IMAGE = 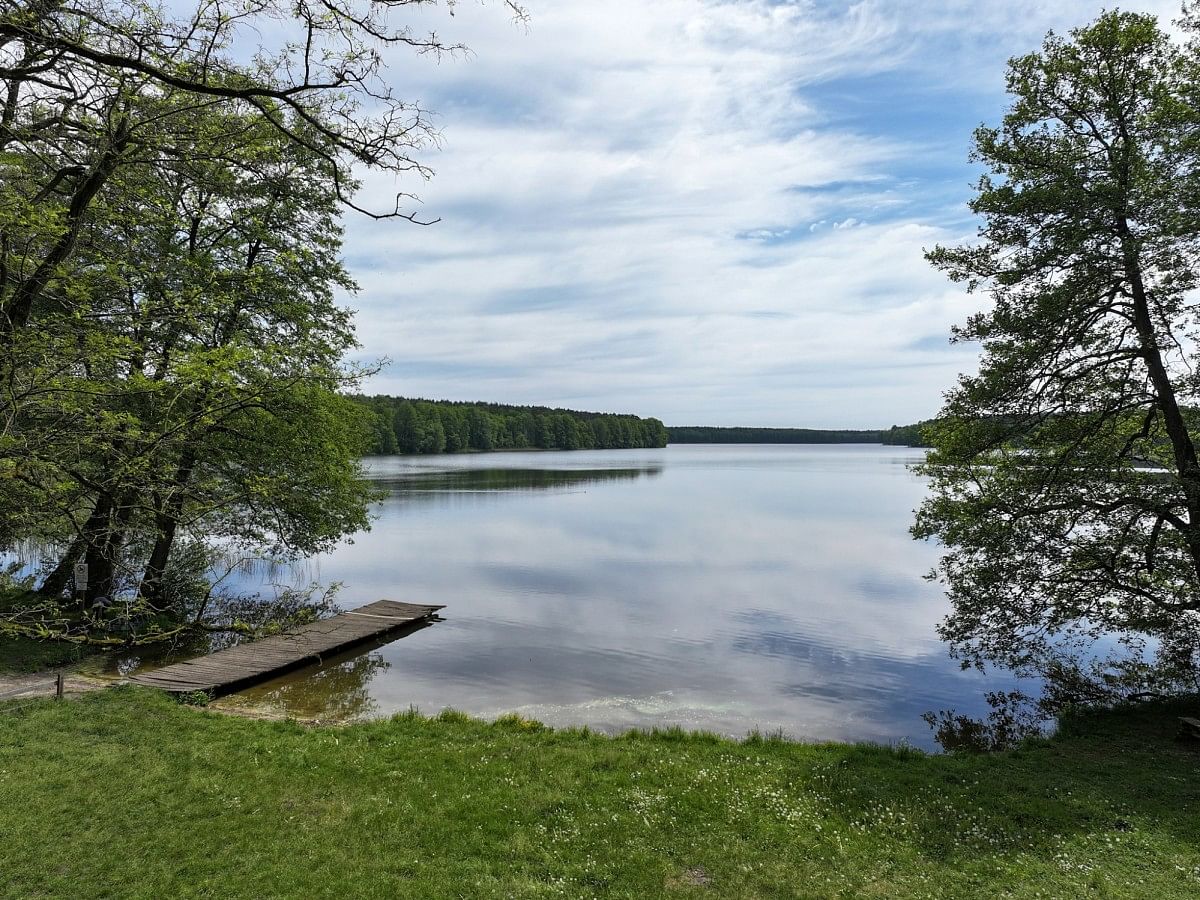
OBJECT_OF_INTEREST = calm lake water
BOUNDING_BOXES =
[190,444,1016,747]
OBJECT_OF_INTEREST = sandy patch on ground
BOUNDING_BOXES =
[0,668,111,701]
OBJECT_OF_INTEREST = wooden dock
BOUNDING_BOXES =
[129,600,443,695]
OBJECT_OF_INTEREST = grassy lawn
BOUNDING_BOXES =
[1,688,1198,899]
[0,636,94,675]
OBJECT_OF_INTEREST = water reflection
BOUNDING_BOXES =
[373,465,663,500]
[123,446,1018,748]
[214,626,432,720]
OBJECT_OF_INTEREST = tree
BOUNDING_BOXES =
[0,0,524,568]
[393,401,419,453]
[439,405,468,451]
[368,402,399,454]
[915,11,1200,698]
[1,1,532,639]
[0,0,528,242]
[0,0,525,488]
[2,97,376,641]
[414,403,445,453]
[467,407,494,450]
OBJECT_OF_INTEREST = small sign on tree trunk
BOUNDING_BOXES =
[73,562,88,592]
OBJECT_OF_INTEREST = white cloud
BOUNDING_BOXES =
[333,0,1184,426]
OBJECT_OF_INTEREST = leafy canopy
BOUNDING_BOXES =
[916,10,1200,698]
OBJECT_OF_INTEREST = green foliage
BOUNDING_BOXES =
[2,688,1200,897]
[0,0,520,227]
[0,0,525,641]
[354,395,670,454]
[0,88,375,637]
[917,12,1200,698]
[879,420,937,447]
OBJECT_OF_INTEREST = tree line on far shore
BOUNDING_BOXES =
[352,396,669,454]
[665,423,933,446]
[350,399,933,456]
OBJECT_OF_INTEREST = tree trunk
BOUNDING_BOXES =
[1120,220,1200,582]
[138,513,179,608]
[40,493,112,599]
[83,494,134,604]
[137,444,198,606]
[0,117,129,334]
[39,521,97,597]
[38,533,86,597]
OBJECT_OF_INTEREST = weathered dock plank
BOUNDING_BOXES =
[129,600,443,695]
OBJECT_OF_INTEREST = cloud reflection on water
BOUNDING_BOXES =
[205,446,1019,748]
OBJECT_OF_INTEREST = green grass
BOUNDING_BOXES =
[0,636,93,674]
[1,688,1199,898]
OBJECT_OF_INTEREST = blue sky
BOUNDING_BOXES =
[341,0,1183,428]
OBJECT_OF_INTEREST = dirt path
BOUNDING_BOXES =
[0,668,111,701]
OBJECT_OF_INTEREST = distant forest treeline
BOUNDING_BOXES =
[352,396,669,454]
[352,395,932,455]
[667,423,933,446]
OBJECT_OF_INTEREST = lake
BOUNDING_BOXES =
[202,444,1016,748]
